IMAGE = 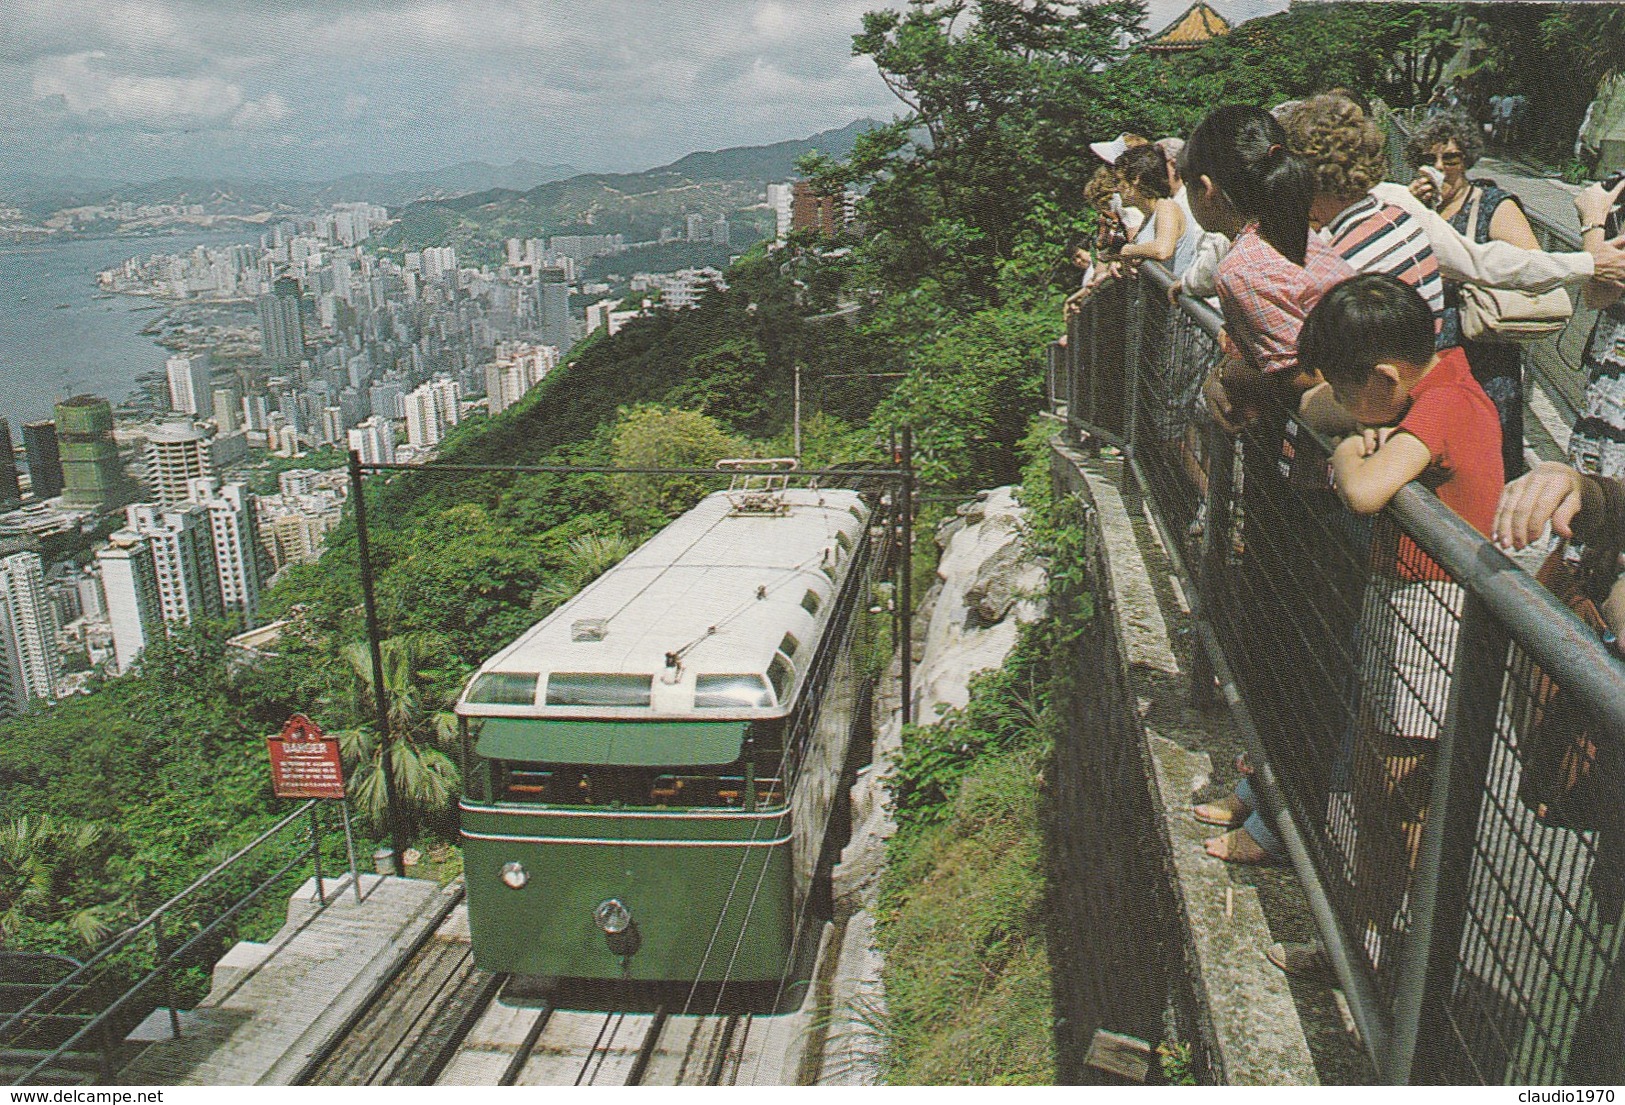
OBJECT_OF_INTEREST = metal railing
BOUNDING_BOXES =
[1055,258,1625,1085]
[1,801,339,1085]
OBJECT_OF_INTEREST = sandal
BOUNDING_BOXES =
[1267,940,1333,981]
[1193,794,1249,828]
[1203,828,1272,865]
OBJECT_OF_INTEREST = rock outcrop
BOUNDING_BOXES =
[818,486,1046,1084]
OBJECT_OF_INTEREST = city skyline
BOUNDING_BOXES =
[2,0,1288,185]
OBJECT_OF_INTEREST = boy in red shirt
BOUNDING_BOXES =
[1297,271,1504,971]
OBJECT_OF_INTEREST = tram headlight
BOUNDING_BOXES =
[499,861,528,890]
[594,898,633,935]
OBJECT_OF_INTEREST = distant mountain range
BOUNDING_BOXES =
[1,119,879,223]
[0,160,581,219]
[377,119,880,255]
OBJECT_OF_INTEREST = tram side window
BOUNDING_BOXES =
[768,654,795,705]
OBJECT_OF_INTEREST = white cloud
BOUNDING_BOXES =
[231,91,290,128]
[29,50,272,129]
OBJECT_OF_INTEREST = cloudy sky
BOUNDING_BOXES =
[2,0,1288,184]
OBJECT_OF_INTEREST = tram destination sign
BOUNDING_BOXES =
[266,714,346,800]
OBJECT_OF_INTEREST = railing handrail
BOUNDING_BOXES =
[1388,484,1625,731]
[1135,261,1226,340]
[0,799,318,1043]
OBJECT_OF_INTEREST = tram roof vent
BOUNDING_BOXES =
[571,618,610,642]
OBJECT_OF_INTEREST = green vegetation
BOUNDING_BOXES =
[877,623,1057,1084]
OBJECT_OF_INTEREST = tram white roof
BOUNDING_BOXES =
[456,487,869,719]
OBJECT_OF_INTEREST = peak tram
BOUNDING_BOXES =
[455,480,886,1000]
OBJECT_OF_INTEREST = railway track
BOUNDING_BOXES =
[304,902,759,1087]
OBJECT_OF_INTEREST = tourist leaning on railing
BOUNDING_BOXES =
[1182,105,1354,439]
[1179,104,1353,865]
[1115,143,1203,279]
[1309,273,1506,972]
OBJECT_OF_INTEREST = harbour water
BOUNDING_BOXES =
[0,228,257,431]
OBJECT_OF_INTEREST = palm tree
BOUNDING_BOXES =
[0,815,119,949]
[531,532,636,613]
[332,635,460,839]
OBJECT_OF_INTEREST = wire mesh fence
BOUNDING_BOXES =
[1060,258,1625,1085]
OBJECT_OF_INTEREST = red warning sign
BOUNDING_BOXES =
[266,714,347,800]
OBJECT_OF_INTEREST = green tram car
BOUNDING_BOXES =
[456,483,879,989]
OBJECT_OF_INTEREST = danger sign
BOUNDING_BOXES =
[267,714,346,800]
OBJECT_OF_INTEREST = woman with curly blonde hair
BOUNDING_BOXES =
[1281,95,1445,326]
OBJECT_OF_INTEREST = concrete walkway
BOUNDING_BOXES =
[118,874,456,1086]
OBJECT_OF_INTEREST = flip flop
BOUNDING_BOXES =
[1204,828,1272,864]
[1193,798,1248,828]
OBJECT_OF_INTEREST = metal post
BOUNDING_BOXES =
[1123,280,1143,459]
[1086,301,1100,435]
[309,803,327,905]
[793,363,802,460]
[1384,592,1506,1084]
[156,921,181,1040]
[348,450,410,878]
[1189,420,1235,710]
[340,800,362,904]
[899,426,914,725]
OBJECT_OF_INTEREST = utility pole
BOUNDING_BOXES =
[348,450,409,878]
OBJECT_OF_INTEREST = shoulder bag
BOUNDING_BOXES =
[1457,188,1573,344]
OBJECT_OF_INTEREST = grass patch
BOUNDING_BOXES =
[878,739,1055,1083]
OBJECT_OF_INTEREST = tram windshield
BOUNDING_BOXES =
[461,717,790,811]
[477,761,785,810]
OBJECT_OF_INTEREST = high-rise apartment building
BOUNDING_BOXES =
[257,277,307,366]
[369,379,406,421]
[241,394,270,432]
[56,396,130,511]
[346,416,395,465]
[125,501,223,627]
[0,421,20,510]
[22,420,63,501]
[404,379,458,449]
[0,551,59,716]
[145,422,214,506]
[187,478,261,627]
[484,344,558,416]
[97,533,161,674]
[537,269,573,355]
[767,183,794,244]
[212,386,240,433]
[165,352,212,415]
[420,247,458,282]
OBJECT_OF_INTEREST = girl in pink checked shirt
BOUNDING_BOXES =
[1179,105,1354,867]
